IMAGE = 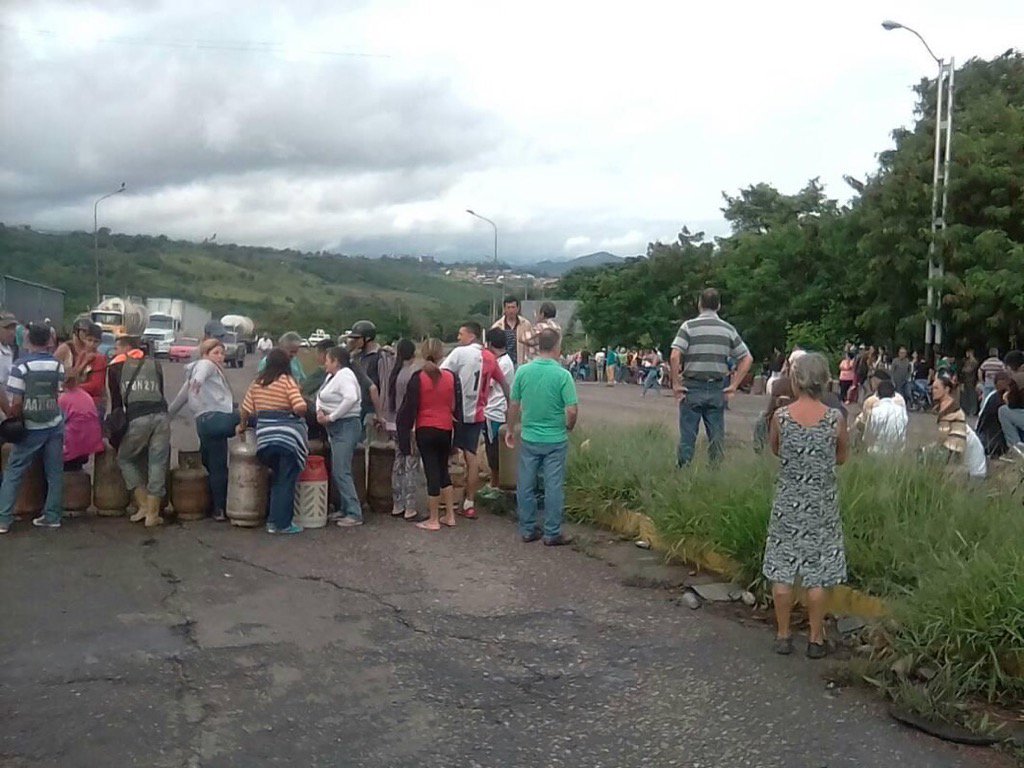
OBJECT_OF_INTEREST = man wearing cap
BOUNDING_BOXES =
[0,323,66,533]
[346,321,391,432]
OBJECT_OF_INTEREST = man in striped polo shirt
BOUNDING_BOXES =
[0,323,66,533]
[670,288,751,467]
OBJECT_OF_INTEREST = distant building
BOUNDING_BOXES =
[519,300,584,336]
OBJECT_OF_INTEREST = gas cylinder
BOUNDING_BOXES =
[367,438,395,515]
[0,443,44,518]
[497,425,518,491]
[293,455,328,528]
[307,438,329,457]
[170,450,211,521]
[352,443,367,505]
[227,432,269,527]
[93,441,130,516]
[63,470,92,515]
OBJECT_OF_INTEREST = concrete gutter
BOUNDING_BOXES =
[590,507,887,618]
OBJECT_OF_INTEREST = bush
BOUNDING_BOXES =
[566,425,1024,705]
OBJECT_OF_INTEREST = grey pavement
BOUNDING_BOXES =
[0,510,1006,768]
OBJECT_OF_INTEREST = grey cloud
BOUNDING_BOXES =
[0,7,501,210]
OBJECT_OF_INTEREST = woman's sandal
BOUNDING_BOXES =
[773,637,794,655]
[806,641,827,659]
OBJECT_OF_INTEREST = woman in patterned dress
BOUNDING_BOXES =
[763,353,849,658]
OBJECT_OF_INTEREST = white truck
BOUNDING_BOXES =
[145,298,212,338]
[221,314,256,353]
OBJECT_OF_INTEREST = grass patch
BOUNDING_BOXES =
[566,424,1024,707]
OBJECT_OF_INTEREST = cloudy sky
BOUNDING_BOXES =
[1,1,1020,263]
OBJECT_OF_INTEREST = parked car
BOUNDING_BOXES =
[307,328,331,345]
[168,337,199,362]
[223,332,246,368]
[142,328,176,358]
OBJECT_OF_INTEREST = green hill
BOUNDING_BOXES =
[0,225,494,340]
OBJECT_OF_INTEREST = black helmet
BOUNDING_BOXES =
[85,322,103,340]
[73,317,92,333]
[348,320,376,342]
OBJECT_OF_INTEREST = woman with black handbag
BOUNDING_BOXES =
[169,339,239,520]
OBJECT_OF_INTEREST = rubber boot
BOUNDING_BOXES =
[129,487,148,523]
[144,495,164,528]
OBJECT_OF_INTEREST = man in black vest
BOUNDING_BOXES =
[108,336,169,527]
[0,324,65,533]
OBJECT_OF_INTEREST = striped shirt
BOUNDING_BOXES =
[242,376,306,416]
[671,311,749,380]
[7,352,65,429]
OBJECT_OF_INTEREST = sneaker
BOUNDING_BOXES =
[336,517,364,528]
[521,529,542,543]
[0,524,9,535]
[773,637,794,655]
[327,510,345,522]
[542,534,573,547]
[32,516,61,529]
[267,523,303,535]
[211,510,228,522]
[458,506,478,520]
[806,641,828,659]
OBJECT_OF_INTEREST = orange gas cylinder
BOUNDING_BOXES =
[293,454,329,528]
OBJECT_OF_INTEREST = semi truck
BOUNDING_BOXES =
[221,314,256,353]
[144,298,212,338]
[0,275,65,327]
[91,296,149,338]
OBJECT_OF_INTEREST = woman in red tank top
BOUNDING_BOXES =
[396,339,464,531]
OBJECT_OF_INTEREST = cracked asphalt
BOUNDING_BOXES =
[1,510,1010,768]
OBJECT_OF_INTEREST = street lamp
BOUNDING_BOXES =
[882,19,954,358]
[93,182,126,303]
[466,208,501,319]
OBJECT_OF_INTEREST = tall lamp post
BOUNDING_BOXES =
[93,182,126,304]
[882,20,954,360]
[466,209,501,319]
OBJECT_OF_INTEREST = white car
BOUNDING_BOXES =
[142,328,176,357]
[307,328,331,345]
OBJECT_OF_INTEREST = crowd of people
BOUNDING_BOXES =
[5,287,1024,660]
[0,299,580,548]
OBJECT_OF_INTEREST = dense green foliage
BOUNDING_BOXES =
[0,227,492,340]
[562,53,1024,359]
[566,425,1024,705]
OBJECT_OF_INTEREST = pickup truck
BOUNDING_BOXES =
[223,331,246,368]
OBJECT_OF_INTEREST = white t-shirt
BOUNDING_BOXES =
[866,398,908,454]
[257,337,273,353]
[484,353,516,424]
[316,367,362,422]
[440,343,505,424]
[594,351,606,365]
[964,426,987,479]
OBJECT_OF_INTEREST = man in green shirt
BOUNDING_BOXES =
[506,328,578,545]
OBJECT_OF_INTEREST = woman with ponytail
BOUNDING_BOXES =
[396,338,463,531]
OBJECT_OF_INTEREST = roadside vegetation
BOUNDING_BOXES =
[565,425,1024,723]
[0,226,492,340]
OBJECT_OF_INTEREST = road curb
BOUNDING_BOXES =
[590,507,887,618]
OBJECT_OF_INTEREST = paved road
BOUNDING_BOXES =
[4,355,995,766]
[1,512,1008,767]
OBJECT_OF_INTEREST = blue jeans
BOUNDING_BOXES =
[328,417,363,521]
[0,425,64,526]
[257,444,302,530]
[642,367,660,395]
[196,411,240,515]
[998,404,1024,449]
[516,440,567,539]
[677,379,726,466]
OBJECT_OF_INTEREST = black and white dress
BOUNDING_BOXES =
[762,406,847,588]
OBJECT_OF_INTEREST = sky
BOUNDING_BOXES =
[1,0,1021,263]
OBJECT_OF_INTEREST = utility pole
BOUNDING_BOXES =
[93,182,126,304]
